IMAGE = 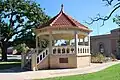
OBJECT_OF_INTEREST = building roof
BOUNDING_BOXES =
[37,4,91,32]
[91,28,120,39]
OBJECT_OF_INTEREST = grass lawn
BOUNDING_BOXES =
[0,59,21,70]
[38,63,120,80]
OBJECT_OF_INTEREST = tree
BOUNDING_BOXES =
[13,29,36,48]
[0,0,49,61]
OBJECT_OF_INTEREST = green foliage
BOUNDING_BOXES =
[14,43,29,53]
[91,53,105,63]
[0,0,49,60]
[0,0,49,42]
[13,29,36,48]
[113,15,120,26]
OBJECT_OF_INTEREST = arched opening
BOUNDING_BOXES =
[99,42,105,53]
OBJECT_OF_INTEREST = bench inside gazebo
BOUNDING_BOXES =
[21,5,92,71]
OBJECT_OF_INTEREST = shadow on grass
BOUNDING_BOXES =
[0,59,21,62]
[0,59,23,73]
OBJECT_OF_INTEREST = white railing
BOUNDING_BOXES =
[52,46,75,54]
[37,48,49,64]
[21,49,35,69]
[78,46,90,54]
[25,49,35,65]
[27,49,35,59]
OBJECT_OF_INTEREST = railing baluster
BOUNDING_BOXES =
[52,46,89,55]
[67,48,69,54]
[36,48,49,64]
[40,55,42,61]
[46,50,48,55]
[87,48,89,53]
[43,52,45,58]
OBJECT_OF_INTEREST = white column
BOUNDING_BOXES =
[31,53,37,71]
[48,33,53,69]
[31,36,38,71]
[83,38,85,45]
[49,33,53,54]
[68,40,71,46]
[36,36,38,55]
[88,35,90,54]
[39,38,42,51]
[74,31,78,54]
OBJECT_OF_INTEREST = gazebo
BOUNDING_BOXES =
[21,5,92,71]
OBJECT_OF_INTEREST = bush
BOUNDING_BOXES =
[14,43,29,54]
[111,53,117,61]
[91,53,105,63]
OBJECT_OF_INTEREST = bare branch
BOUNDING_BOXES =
[114,1,120,7]
[102,0,114,5]
[85,5,120,26]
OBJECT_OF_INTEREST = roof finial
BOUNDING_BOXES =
[61,4,64,12]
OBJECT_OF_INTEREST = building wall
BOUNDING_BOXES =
[91,28,120,57]
[91,35,111,56]
[110,29,119,54]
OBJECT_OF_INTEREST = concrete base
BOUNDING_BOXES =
[50,54,77,69]
[37,56,49,69]
[77,55,91,67]
[37,54,91,69]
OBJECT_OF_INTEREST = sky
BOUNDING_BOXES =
[35,0,120,36]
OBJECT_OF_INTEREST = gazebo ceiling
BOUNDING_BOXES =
[36,4,92,33]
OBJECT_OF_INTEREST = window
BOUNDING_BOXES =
[59,58,68,63]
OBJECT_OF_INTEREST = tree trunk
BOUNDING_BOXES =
[1,42,7,61]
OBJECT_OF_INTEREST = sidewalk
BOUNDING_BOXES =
[0,61,120,80]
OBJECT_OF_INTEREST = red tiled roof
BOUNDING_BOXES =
[37,5,91,32]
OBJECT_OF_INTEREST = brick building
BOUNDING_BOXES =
[91,28,120,58]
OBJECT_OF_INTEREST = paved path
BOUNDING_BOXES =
[0,61,120,80]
